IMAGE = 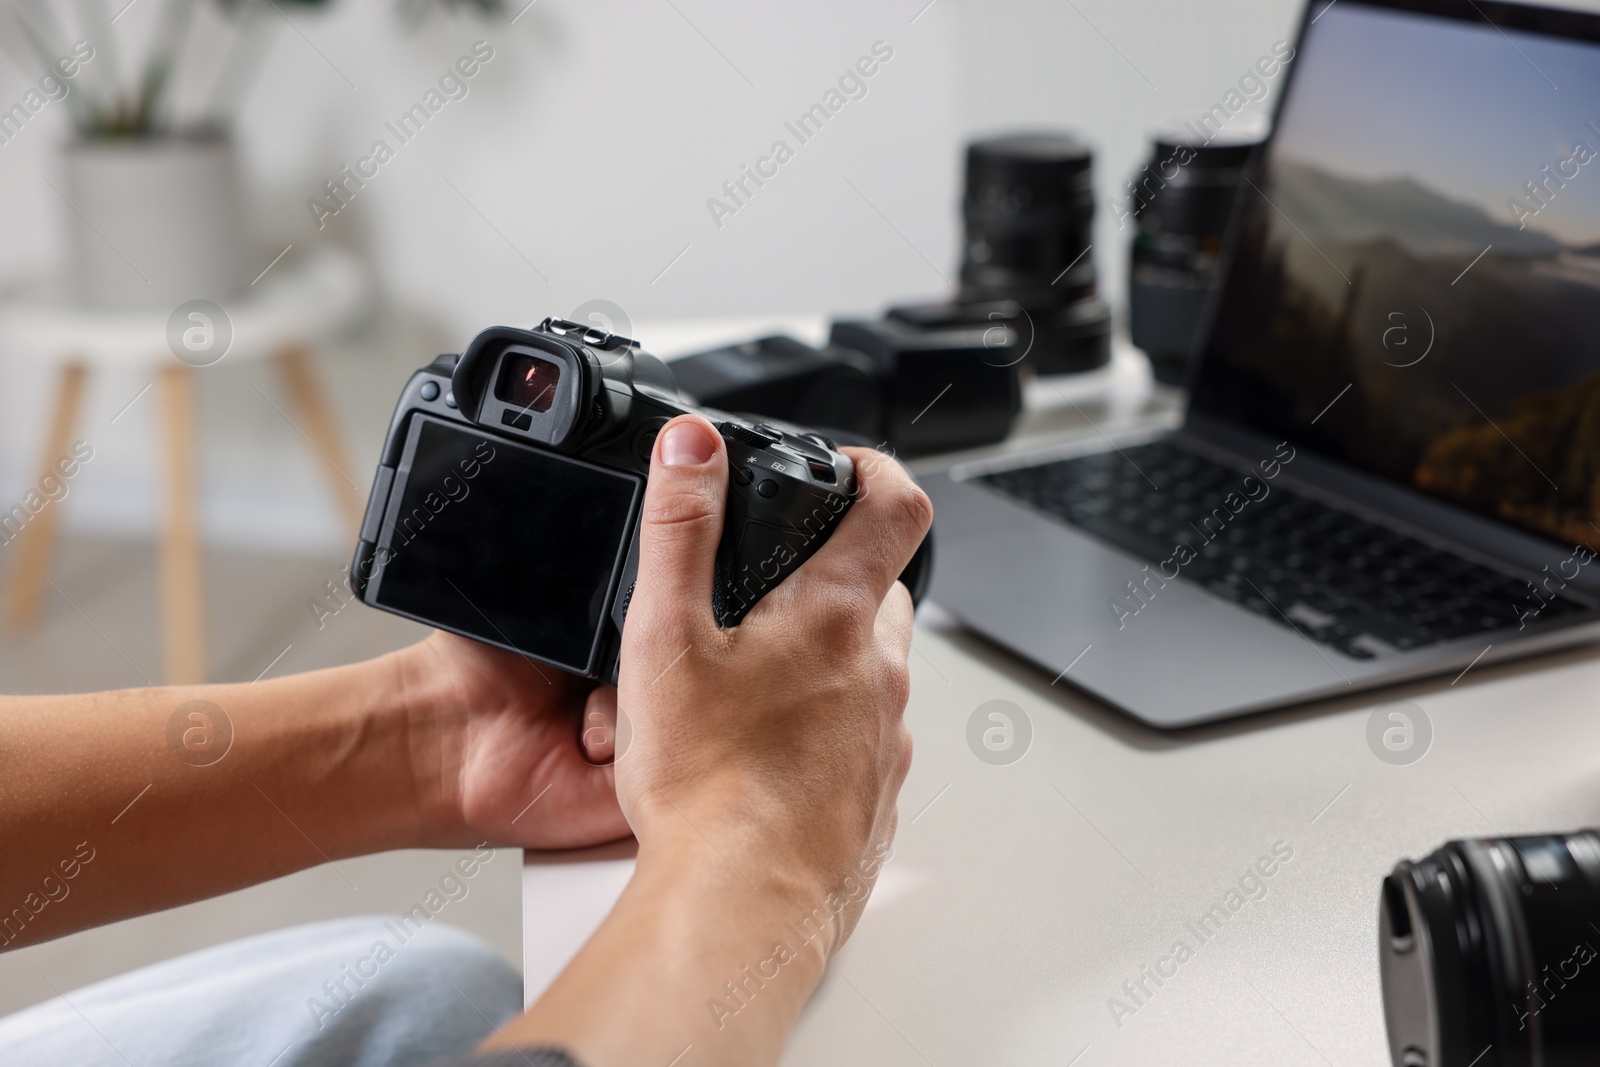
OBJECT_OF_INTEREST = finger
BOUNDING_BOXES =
[790,447,932,611]
[628,414,728,637]
[874,580,915,662]
[579,685,620,764]
[579,685,618,763]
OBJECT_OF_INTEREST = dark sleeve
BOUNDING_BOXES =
[424,1049,585,1067]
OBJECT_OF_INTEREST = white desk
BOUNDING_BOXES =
[523,328,1600,1066]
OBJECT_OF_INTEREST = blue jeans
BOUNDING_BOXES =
[0,917,522,1067]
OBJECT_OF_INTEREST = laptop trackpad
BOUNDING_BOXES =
[930,515,1357,725]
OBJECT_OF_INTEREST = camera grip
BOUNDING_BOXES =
[604,444,932,685]
[711,466,853,627]
[709,446,935,623]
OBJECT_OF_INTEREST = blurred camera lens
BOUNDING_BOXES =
[1127,117,1265,385]
[958,132,1111,375]
[1380,830,1600,1067]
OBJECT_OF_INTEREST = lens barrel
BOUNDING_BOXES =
[962,133,1096,303]
[1127,120,1263,385]
[958,132,1111,375]
[1380,831,1600,1067]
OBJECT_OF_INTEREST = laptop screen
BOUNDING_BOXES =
[1191,0,1600,551]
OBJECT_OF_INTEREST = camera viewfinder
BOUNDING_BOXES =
[496,352,562,413]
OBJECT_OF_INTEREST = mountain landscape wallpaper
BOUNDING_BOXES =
[1194,1,1600,549]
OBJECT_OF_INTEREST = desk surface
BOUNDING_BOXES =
[523,330,1600,1066]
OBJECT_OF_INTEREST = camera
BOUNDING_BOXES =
[348,318,932,684]
[830,304,1025,454]
[668,334,882,441]
[671,315,1025,458]
[1380,830,1600,1066]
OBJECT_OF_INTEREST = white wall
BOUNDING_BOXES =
[0,0,1305,553]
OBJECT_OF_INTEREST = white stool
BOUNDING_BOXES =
[0,247,372,683]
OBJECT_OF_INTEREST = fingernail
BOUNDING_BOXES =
[659,422,717,467]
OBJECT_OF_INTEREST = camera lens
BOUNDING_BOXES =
[1380,830,1600,1066]
[1127,116,1265,385]
[958,132,1112,375]
[961,133,1095,303]
[496,352,562,412]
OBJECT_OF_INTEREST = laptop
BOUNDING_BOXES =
[924,0,1600,727]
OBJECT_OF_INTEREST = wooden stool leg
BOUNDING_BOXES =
[5,362,88,629]
[275,344,363,538]
[159,365,205,684]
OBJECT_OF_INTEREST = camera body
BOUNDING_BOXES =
[669,335,882,441]
[672,322,1024,457]
[830,307,1025,455]
[349,319,923,684]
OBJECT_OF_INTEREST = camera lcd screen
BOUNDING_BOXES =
[372,417,640,673]
[496,352,562,413]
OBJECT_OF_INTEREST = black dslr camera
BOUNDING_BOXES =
[349,319,930,684]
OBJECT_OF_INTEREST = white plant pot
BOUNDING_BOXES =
[61,135,250,311]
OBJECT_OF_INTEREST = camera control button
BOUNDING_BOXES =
[718,421,779,449]
[635,416,670,464]
[444,390,457,409]
[757,455,804,479]
[756,478,779,498]
[733,466,754,485]
[783,436,832,464]
[420,381,441,401]
[806,459,837,484]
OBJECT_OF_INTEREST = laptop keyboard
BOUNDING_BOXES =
[977,441,1590,659]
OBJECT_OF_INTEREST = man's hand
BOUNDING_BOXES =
[402,632,630,850]
[497,414,931,1067]
[614,423,925,949]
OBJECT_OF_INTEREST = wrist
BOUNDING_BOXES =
[497,833,828,1066]
[380,639,475,846]
[647,836,830,981]
[634,813,841,966]
[631,783,875,954]
[165,649,468,860]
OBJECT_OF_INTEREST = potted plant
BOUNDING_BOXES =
[2,2,323,309]
[7,0,499,310]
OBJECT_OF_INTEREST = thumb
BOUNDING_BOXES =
[629,414,727,638]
